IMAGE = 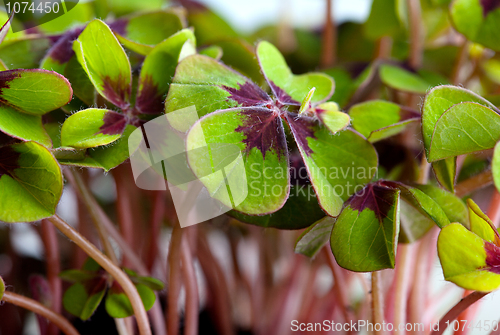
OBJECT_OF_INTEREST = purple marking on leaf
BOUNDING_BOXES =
[0,145,20,179]
[83,272,108,297]
[485,241,500,274]
[480,0,500,16]
[222,81,271,107]
[98,111,127,135]
[235,108,287,159]
[285,112,316,155]
[178,0,207,12]
[289,153,311,186]
[109,280,125,295]
[102,75,131,109]
[269,81,300,105]
[0,70,21,93]
[348,183,397,220]
[45,27,84,64]
[400,106,421,121]
[135,75,164,115]
[109,19,129,36]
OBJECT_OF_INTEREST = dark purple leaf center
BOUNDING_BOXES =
[0,145,20,179]
[235,108,287,159]
[135,75,164,115]
[400,106,421,121]
[97,111,127,136]
[348,183,397,221]
[269,81,300,106]
[46,27,83,64]
[285,112,316,155]
[101,75,131,110]
[0,70,21,101]
[485,241,500,274]
[480,0,500,16]
[223,81,272,107]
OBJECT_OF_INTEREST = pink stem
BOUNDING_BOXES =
[430,292,488,335]
[181,231,199,335]
[40,219,62,335]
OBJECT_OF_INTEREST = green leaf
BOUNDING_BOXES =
[428,102,500,162]
[59,270,99,283]
[323,68,354,107]
[431,158,456,192]
[228,183,325,229]
[493,142,500,194]
[213,39,264,85]
[0,142,63,223]
[438,223,500,291]
[199,45,223,59]
[186,108,289,215]
[287,118,378,216]
[257,41,334,104]
[0,105,52,147]
[136,29,196,115]
[165,54,266,128]
[183,2,238,45]
[63,280,107,321]
[61,109,126,149]
[379,64,431,94]
[41,28,84,75]
[106,0,164,16]
[364,0,401,40]
[314,102,351,134]
[0,69,72,116]
[73,19,132,109]
[331,184,400,272]
[112,10,185,55]
[123,268,165,291]
[64,55,95,106]
[422,85,498,158]
[60,125,136,172]
[349,100,420,142]
[105,283,155,318]
[450,0,500,51]
[467,199,500,244]
[0,36,51,69]
[0,275,4,300]
[299,88,316,114]
[384,181,450,229]
[295,216,335,258]
[399,200,436,243]
[87,125,135,171]
[483,59,500,85]
[415,184,467,224]
[0,12,13,45]
[398,183,464,243]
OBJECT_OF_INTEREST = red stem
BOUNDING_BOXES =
[324,248,353,327]
[146,191,166,271]
[40,219,62,335]
[181,231,199,335]
[2,291,79,335]
[197,232,234,335]
[167,223,183,335]
[430,291,488,335]
[320,0,336,67]
[113,166,135,268]
[393,244,414,335]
